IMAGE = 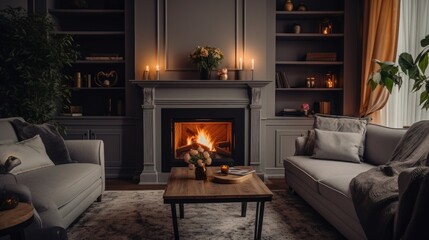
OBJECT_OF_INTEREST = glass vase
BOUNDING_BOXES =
[199,69,211,80]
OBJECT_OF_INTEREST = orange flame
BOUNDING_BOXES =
[186,128,214,150]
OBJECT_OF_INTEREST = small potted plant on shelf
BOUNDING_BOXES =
[368,34,429,109]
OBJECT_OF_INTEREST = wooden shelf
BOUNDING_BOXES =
[49,9,124,14]
[276,61,343,65]
[70,87,125,90]
[75,60,125,64]
[276,33,344,39]
[53,31,125,35]
[276,11,344,18]
[276,88,343,91]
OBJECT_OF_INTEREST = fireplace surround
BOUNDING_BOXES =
[161,108,245,172]
[130,80,270,183]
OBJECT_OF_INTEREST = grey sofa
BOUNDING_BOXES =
[284,123,407,240]
[0,117,105,236]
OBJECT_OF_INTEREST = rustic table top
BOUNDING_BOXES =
[0,202,33,230]
[163,167,273,204]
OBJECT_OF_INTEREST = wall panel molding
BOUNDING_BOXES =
[157,0,246,71]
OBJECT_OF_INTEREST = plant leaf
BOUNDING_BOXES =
[399,53,414,72]
[420,91,428,105]
[421,34,429,47]
[419,52,428,74]
[385,77,394,93]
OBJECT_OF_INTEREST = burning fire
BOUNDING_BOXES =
[186,128,214,150]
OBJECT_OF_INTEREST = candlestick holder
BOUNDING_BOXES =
[251,70,254,80]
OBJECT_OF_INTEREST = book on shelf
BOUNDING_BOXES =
[276,71,290,88]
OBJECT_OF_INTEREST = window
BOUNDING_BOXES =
[381,1,429,127]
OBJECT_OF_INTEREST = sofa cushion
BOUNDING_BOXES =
[318,176,361,220]
[0,118,20,144]
[12,119,73,165]
[284,156,374,192]
[313,115,369,160]
[16,163,102,209]
[364,124,407,165]
[0,135,54,174]
[312,129,361,163]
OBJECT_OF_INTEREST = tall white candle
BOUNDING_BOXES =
[145,65,149,72]
[251,59,254,70]
[239,58,243,70]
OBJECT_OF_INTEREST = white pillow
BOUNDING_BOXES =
[312,129,361,163]
[0,135,54,174]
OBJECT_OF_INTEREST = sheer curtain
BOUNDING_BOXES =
[381,0,429,127]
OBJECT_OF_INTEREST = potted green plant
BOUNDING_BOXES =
[0,7,78,124]
[368,34,429,109]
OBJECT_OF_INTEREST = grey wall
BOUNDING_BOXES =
[134,0,274,116]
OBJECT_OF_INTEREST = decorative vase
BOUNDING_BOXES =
[199,69,211,80]
[195,166,207,180]
[284,0,293,11]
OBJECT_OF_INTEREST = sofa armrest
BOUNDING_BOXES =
[65,140,105,191]
[294,136,308,156]
[65,140,104,165]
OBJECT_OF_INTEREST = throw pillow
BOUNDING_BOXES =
[312,129,361,163]
[0,135,55,174]
[312,114,369,159]
[11,119,72,164]
[303,129,316,156]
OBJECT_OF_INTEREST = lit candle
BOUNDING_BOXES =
[143,65,150,80]
[156,65,160,80]
[322,27,329,35]
[239,58,243,70]
[251,59,254,70]
[220,165,229,175]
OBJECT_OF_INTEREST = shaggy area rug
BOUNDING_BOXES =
[67,190,345,240]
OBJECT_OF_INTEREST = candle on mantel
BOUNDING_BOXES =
[239,58,243,70]
[251,59,255,70]
[143,65,150,80]
[156,65,160,80]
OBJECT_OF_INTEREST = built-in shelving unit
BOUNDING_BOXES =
[275,0,345,116]
[48,0,128,117]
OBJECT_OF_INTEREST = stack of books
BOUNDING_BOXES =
[227,168,255,176]
[306,52,337,61]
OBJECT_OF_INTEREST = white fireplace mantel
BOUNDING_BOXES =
[130,79,270,184]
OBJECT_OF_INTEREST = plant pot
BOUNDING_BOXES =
[195,166,207,180]
[199,69,211,80]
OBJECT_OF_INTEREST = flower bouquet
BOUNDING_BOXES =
[189,46,224,79]
[184,146,212,180]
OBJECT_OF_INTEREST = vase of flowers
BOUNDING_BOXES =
[190,46,224,80]
[184,146,212,180]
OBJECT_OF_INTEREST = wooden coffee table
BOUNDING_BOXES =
[163,167,273,240]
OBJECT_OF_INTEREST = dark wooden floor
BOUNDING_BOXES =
[106,177,286,191]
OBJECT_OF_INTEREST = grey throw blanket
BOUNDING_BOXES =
[350,120,429,240]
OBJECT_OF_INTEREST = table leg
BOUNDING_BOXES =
[254,201,265,240]
[170,204,179,240]
[241,202,247,217]
[179,203,184,219]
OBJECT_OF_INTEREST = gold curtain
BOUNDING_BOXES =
[359,0,400,123]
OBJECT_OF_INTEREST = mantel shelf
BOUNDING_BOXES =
[129,80,271,89]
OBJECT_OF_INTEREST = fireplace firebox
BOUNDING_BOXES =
[161,108,245,172]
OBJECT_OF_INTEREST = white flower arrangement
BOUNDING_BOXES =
[183,146,212,170]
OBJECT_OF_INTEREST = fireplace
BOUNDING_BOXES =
[161,108,245,172]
